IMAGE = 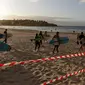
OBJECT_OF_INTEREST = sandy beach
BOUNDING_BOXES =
[0,28,85,85]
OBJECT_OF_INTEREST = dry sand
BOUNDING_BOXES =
[0,28,85,85]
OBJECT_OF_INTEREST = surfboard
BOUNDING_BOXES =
[0,34,4,39]
[0,33,13,39]
[0,41,11,51]
[49,37,69,44]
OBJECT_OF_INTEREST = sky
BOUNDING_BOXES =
[0,0,85,26]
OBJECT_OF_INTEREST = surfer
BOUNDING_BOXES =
[34,33,41,51]
[4,29,7,43]
[52,32,60,54]
[79,36,85,51]
[77,32,84,45]
[39,31,44,45]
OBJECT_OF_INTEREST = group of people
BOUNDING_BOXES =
[34,31,85,54]
[2,29,85,53]
[77,32,85,51]
[34,31,60,54]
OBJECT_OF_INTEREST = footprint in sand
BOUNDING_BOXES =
[17,49,25,52]
[40,48,45,51]
[49,52,52,54]
[0,52,8,55]
[10,50,15,52]
[33,70,42,77]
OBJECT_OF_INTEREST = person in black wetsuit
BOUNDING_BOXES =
[79,32,84,40]
[78,32,84,45]
[77,32,85,51]
[4,29,7,43]
[79,36,85,51]
[34,33,41,51]
[39,31,44,45]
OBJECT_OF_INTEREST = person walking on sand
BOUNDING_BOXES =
[52,32,60,54]
[4,29,7,43]
[79,36,85,51]
[34,33,41,51]
[39,31,44,45]
[78,32,84,44]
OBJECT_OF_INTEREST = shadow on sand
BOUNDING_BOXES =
[0,65,41,85]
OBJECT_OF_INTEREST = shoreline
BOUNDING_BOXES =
[0,28,78,34]
[0,25,84,34]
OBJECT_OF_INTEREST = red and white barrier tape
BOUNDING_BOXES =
[0,52,85,69]
[41,69,85,85]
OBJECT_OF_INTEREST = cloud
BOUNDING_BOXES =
[79,0,85,2]
[29,0,39,2]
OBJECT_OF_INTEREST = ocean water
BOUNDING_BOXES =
[0,26,85,33]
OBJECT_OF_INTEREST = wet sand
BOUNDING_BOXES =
[0,28,85,85]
